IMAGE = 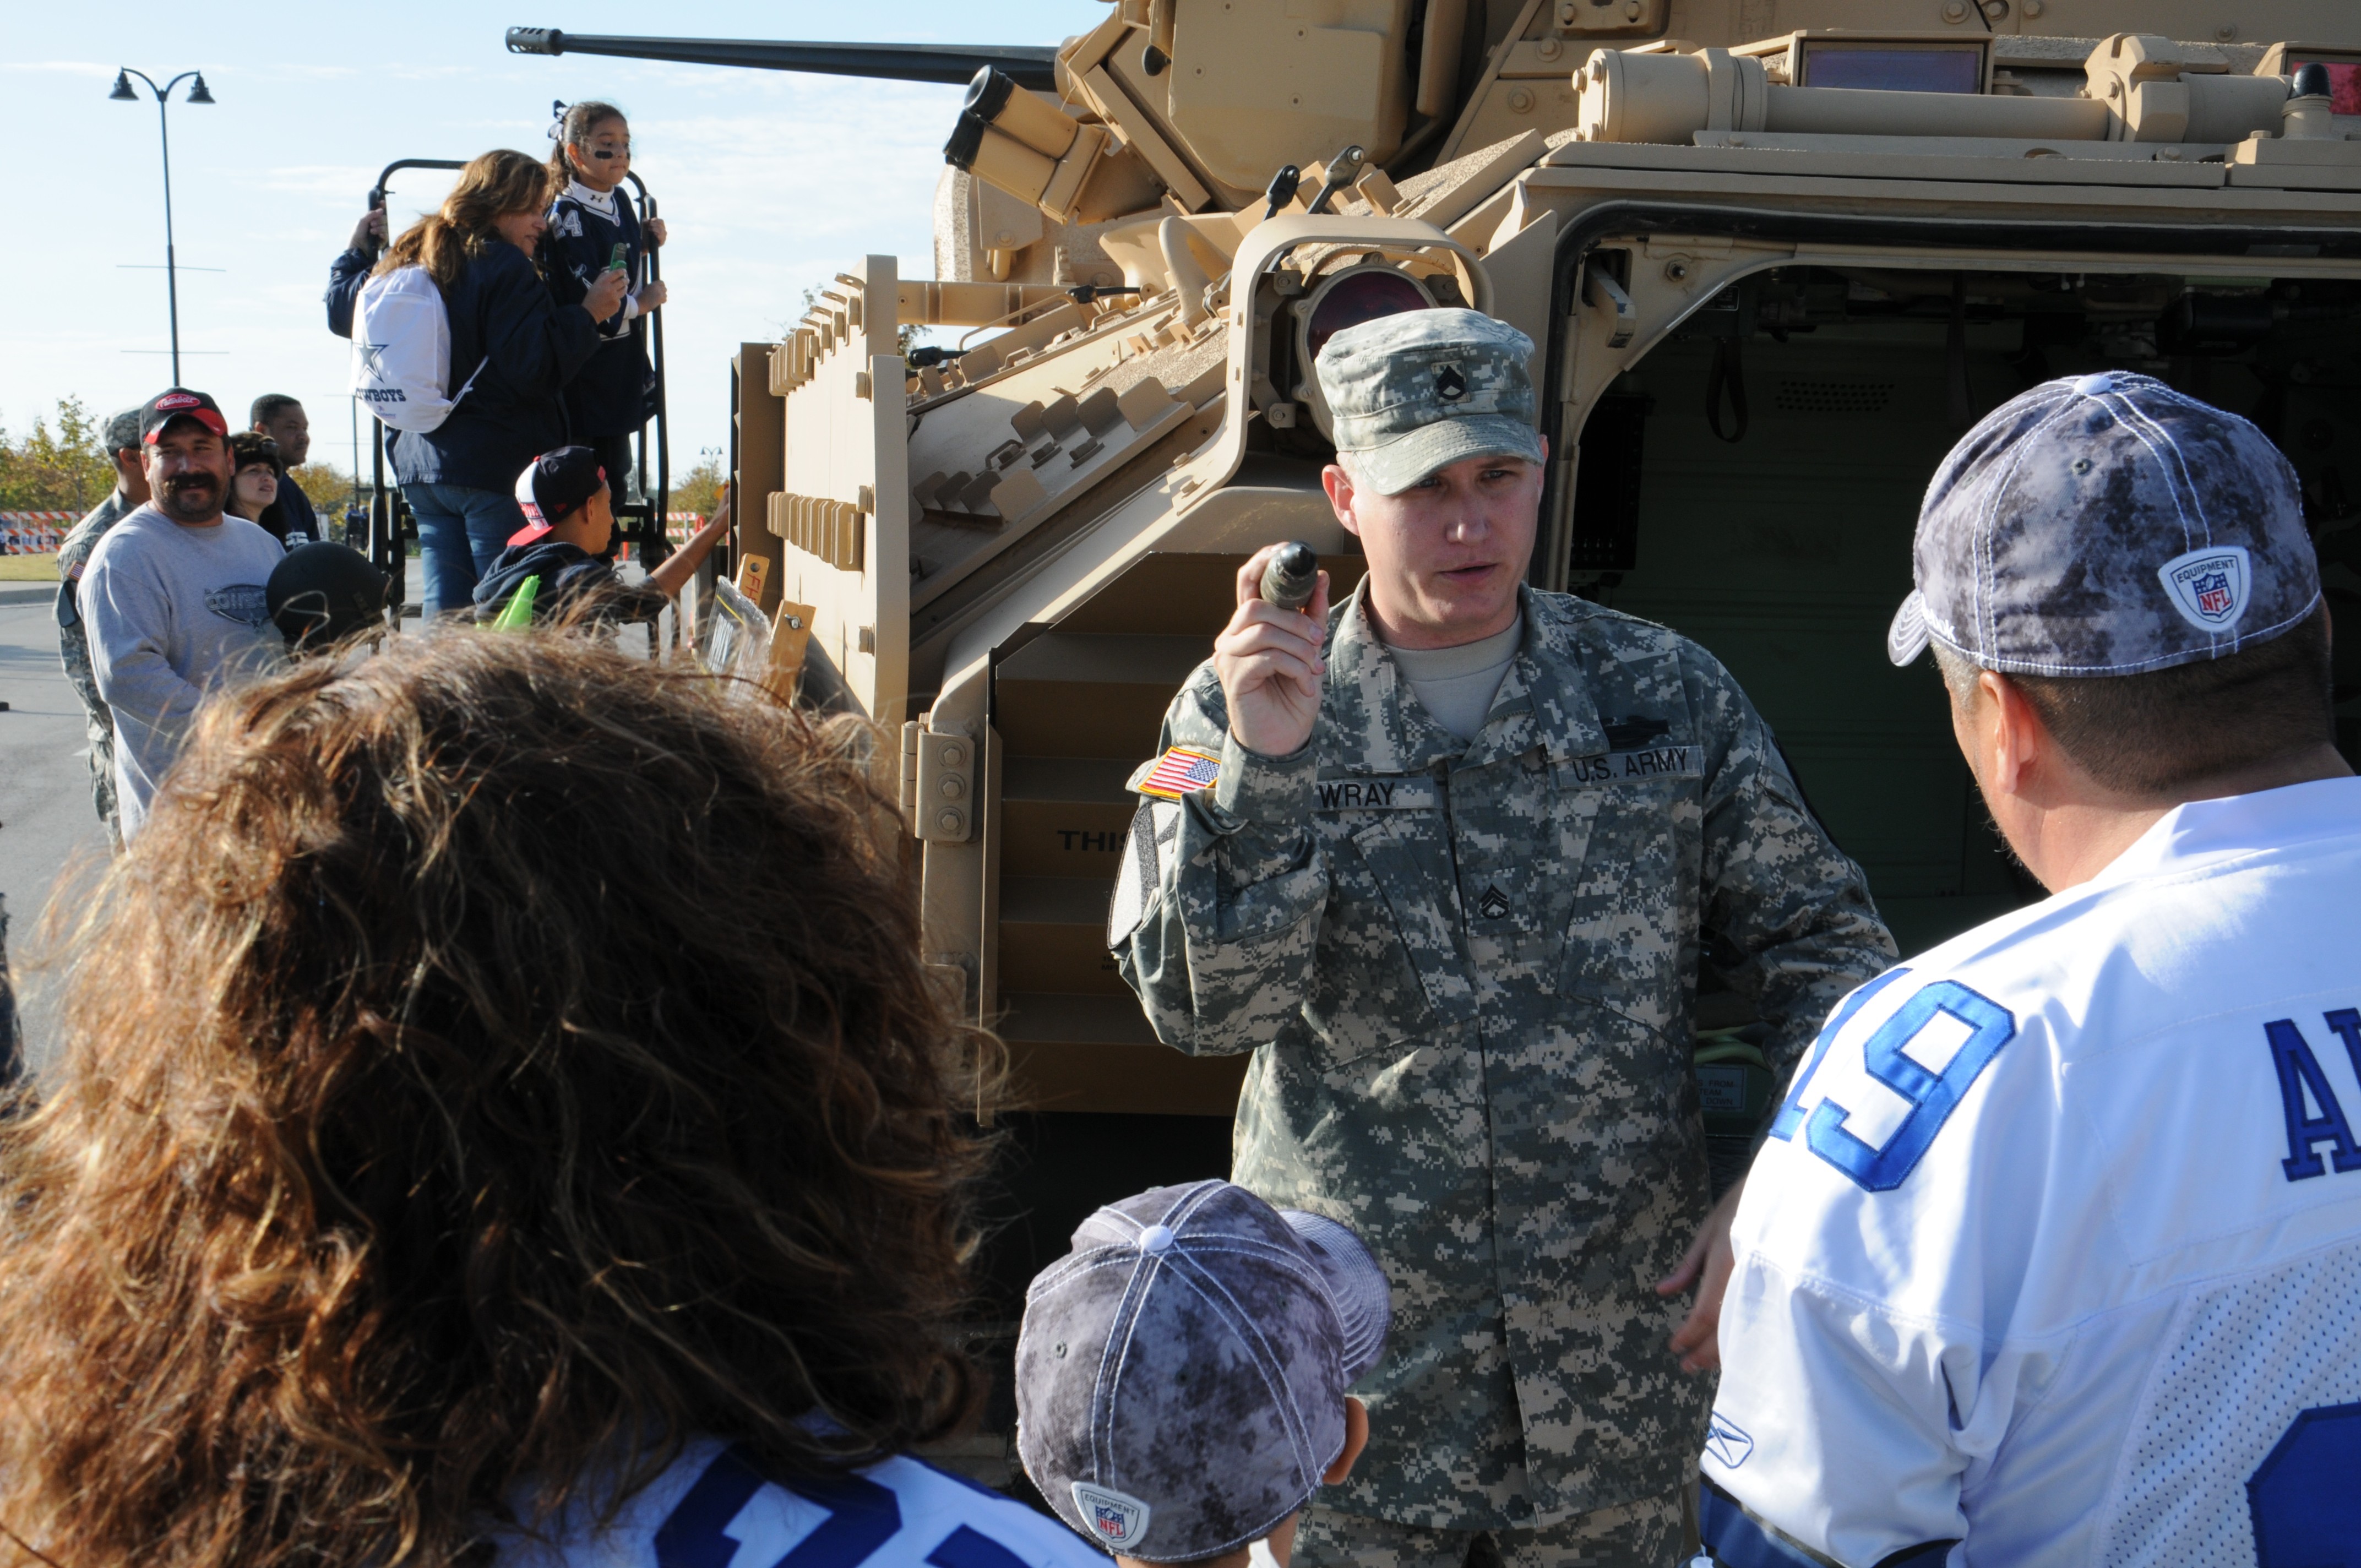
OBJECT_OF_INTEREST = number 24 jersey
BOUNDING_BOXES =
[1704,777,2361,1567]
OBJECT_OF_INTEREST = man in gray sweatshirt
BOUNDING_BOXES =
[80,389,287,840]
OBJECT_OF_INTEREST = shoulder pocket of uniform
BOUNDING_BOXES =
[1106,799,1180,948]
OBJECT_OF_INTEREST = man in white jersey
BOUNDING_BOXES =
[1698,371,2358,1567]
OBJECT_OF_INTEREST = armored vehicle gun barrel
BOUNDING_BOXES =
[502,27,1058,89]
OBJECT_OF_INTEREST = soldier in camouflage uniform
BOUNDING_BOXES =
[1108,311,1896,1566]
[55,405,151,850]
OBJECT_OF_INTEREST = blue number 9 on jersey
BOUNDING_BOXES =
[1771,977,2018,1193]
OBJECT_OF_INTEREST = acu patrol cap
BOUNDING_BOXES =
[1889,372,2322,677]
[1015,1180,1390,1562]
[1315,307,1544,496]
[101,405,145,456]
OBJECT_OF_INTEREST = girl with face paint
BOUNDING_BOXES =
[542,101,670,544]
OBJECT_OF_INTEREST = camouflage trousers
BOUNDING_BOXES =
[85,710,119,845]
[1293,1488,1692,1568]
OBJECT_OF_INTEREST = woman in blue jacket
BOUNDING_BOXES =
[328,150,625,616]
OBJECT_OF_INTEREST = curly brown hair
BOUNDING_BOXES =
[0,633,994,1568]
[377,148,552,291]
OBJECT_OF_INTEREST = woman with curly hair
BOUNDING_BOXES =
[0,634,1103,1568]
[328,150,628,617]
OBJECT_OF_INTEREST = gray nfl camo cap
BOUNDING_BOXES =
[1015,1180,1391,1562]
[1890,371,2322,677]
[1315,307,1545,495]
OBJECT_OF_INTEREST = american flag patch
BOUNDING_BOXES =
[1137,745,1222,800]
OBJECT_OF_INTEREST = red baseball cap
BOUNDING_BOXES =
[509,447,608,546]
[138,388,230,444]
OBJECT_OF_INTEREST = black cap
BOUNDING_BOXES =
[268,542,391,650]
[139,388,230,445]
[510,447,608,544]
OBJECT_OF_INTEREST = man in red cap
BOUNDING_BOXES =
[77,389,287,840]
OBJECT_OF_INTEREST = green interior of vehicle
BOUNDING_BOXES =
[1575,264,2361,967]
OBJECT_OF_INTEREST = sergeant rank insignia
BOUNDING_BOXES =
[1135,745,1222,800]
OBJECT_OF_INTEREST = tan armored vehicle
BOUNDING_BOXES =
[513,1,2361,1355]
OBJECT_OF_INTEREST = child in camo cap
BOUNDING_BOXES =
[1015,1181,1390,1568]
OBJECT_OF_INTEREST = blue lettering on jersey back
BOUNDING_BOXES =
[2246,1401,2361,1567]
[924,1526,1032,1568]
[1700,1477,1956,1568]
[1792,980,2017,1193]
[2266,1010,2361,1183]
[655,1445,901,1568]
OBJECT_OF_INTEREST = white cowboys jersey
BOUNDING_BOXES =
[494,1436,1107,1568]
[1702,777,2361,1567]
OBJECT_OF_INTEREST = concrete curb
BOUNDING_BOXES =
[0,582,58,607]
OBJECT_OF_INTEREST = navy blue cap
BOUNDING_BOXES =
[510,447,608,545]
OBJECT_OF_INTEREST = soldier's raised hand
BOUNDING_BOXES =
[1214,542,1330,758]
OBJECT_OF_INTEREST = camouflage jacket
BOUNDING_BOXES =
[1111,583,1895,1529]
[56,487,139,724]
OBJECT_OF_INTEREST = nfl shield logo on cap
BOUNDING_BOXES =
[2158,546,2251,631]
[1072,1483,1151,1548]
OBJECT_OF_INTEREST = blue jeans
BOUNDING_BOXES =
[404,482,527,618]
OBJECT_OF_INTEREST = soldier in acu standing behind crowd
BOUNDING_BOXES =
[1109,309,1897,1567]
[53,405,150,848]
[542,101,667,512]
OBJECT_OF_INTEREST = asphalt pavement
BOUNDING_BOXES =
[0,585,112,1079]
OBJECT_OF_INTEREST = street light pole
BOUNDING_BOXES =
[110,68,214,387]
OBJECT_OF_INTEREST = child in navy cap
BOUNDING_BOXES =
[1016,1181,1390,1568]
[472,445,731,625]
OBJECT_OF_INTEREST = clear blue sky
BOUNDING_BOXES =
[7,1,1104,489]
